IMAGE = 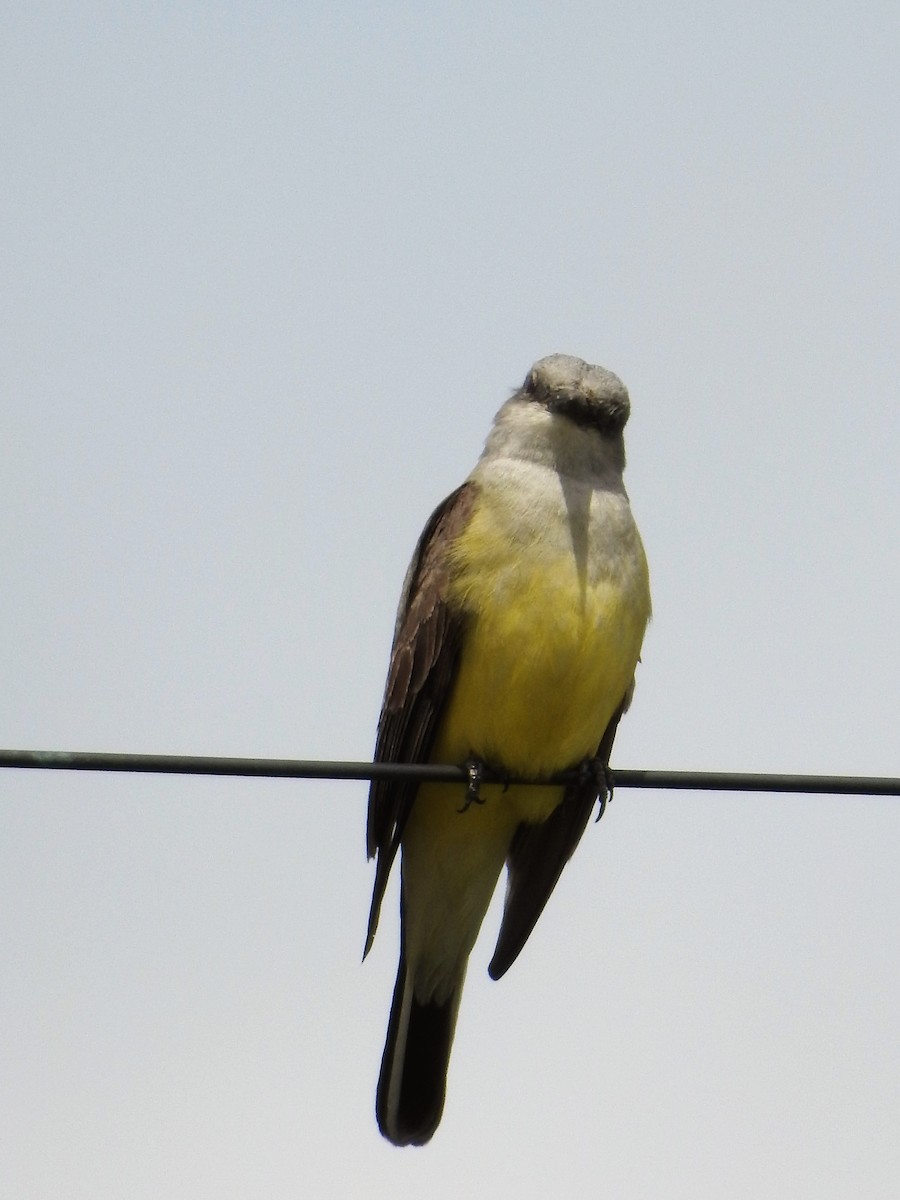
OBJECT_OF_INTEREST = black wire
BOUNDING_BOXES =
[0,749,897,795]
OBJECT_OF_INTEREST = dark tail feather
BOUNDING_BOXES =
[489,701,628,981]
[376,953,460,1146]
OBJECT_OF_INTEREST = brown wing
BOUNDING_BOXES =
[363,482,477,957]
[487,693,631,980]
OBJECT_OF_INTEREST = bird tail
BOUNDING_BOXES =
[376,950,464,1147]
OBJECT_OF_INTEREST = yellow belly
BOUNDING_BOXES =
[431,486,650,822]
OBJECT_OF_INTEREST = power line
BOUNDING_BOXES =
[0,749,897,795]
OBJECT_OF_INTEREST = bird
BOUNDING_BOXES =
[364,353,651,1146]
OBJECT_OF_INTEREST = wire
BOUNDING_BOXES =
[0,749,897,795]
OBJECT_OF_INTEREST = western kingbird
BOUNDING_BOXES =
[365,353,651,1146]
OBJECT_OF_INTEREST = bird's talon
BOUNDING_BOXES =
[459,759,486,812]
[575,756,614,823]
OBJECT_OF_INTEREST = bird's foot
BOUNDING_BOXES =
[576,757,614,823]
[457,758,514,812]
[459,758,487,812]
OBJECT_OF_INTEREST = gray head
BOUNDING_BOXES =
[478,353,632,481]
[520,354,631,437]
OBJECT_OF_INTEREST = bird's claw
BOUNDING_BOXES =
[459,759,486,812]
[577,757,614,822]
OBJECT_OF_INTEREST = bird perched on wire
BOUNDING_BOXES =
[365,353,651,1146]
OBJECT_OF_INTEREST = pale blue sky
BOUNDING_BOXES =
[2,4,898,1197]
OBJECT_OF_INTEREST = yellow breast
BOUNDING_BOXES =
[433,476,650,786]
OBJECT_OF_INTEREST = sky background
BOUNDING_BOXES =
[2,3,898,1197]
